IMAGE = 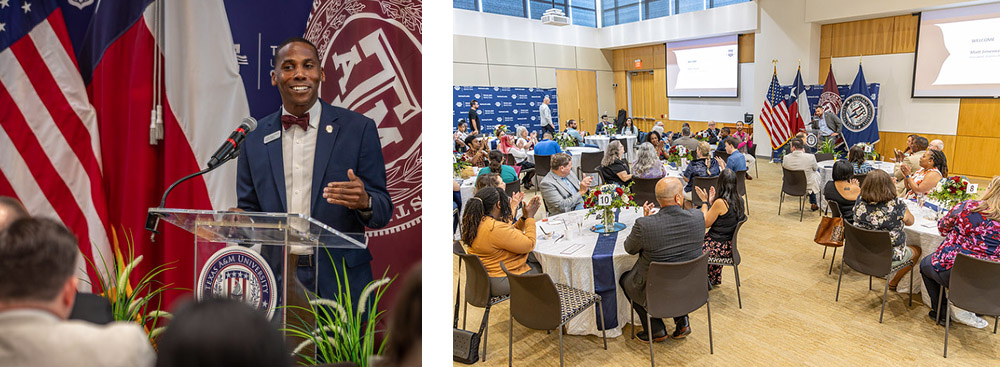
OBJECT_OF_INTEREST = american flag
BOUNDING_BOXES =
[0,0,112,288]
[760,69,793,149]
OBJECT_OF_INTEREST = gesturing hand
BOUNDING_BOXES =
[695,186,709,203]
[580,176,594,194]
[523,196,542,218]
[899,163,912,176]
[323,169,370,210]
[715,156,727,170]
[642,201,655,216]
[708,186,717,203]
[510,191,525,214]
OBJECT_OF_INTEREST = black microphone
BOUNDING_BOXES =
[207,117,257,168]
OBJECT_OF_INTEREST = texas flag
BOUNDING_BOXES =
[786,67,807,134]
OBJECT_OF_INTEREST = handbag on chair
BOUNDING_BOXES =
[453,265,490,364]
[814,215,844,246]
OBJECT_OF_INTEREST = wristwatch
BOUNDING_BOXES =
[358,196,373,213]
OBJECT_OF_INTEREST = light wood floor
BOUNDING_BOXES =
[453,161,999,366]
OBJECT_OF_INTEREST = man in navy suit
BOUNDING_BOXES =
[236,37,392,304]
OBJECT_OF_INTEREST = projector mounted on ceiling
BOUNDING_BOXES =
[541,8,569,26]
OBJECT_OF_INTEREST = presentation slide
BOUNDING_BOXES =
[666,35,739,98]
[913,3,1000,97]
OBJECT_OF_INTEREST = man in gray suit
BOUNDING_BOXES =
[0,218,154,367]
[619,177,705,342]
[812,106,844,153]
[539,153,593,215]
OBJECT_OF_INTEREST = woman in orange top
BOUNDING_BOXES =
[461,186,543,296]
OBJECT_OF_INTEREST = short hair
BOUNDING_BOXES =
[832,160,854,181]
[859,170,897,203]
[795,131,806,139]
[724,136,740,148]
[471,99,478,106]
[912,136,929,151]
[601,114,608,119]
[542,131,553,139]
[682,122,690,128]
[720,127,731,135]
[790,138,804,150]
[463,134,478,147]
[930,139,945,150]
[0,196,28,229]
[0,217,78,302]
[155,298,288,367]
[458,120,467,127]
[681,126,691,137]
[567,119,576,126]
[550,153,572,170]
[474,173,501,192]
[272,37,319,68]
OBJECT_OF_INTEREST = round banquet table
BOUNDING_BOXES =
[817,160,894,211]
[584,135,637,160]
[896,199,948,307]
[532,208,643,337]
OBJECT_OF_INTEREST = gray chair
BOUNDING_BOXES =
[940,253,1000,357]
[532,154,552,191]
[634,254,714,365]
[504,181,521,197]
[715,150,730,163]
[455,251,510,361]
[690,176,719,208]
[779,168,808,222]
[735,169,749,215]
[815,152,835,163]
[821,200,845,274]
[580,151,604,185]
[747,144,759,178]
[632,178,661,208]
[502,262,606,367]
[836,221,913,323]
[708,219,748,309]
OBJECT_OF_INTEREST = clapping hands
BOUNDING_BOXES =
[694,186,716,204]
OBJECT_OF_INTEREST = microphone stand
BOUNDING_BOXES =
[145,149,240,241]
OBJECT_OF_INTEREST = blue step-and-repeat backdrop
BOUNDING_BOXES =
[453,86,558,134]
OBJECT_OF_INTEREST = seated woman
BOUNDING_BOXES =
[509,138,536,189]
[516,126,537,150]
[847,145,874,175]
[824,160,860,223]
[631,143,666,179]
[461,187,542,296]
[921,176,1000,327]
[477,150,519,186]
[695,168,747,285]
[682,141,722,202]
[854,170,920,290]
[621,117,639,136]
[644,131,668,160]
[475,172,523,216]
[462,135,488,167]
[599,140,633,186]
[901,149,947,200]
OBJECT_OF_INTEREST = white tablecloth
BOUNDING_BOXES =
[532,208,643,337]
[897,200,947,307]
[817,160,894,211]
[584,135,637,161]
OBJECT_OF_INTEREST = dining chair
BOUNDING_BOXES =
[815,153,835,162]
[455,252,510,361]
[533,154,552,191]
[690,176,719,208]
[939,253,1000,357]
[501,262,606,367]
[836,221,913,323]
[821,200,845,274]
[747,144,759,178]
[778,168,808,222]
[580,151,604,185]
[632,178,661,208]
[636,254,714,366]
[735,169,748,215]
[708,219,748,309]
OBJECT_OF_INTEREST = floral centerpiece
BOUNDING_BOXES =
[453,153,471,177]
[604,124,618,136]
[583,183,636,233]
[695,130,711,142]
[664,145,693,167]
[555,132,576,148]
[493,124,508,138]
[854,142,880,160]
[928,175,976,213]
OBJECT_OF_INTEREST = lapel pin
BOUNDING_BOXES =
[326,125,333,133]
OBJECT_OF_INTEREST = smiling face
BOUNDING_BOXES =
[271,41,325,117]
[736,121,744,131]
[920,152,933,169]
[649,133,660,145]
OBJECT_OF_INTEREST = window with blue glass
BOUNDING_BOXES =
[603,0,641,26]
[710,0,750,7]
[674,0,705,14]
[454,0,478,11]
[570,0,597,27]
[483,0,529,18]
[642,0,671,20]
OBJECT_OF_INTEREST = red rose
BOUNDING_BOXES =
[616,187,623,195]
[949,187,957,194]
[952,176,960,182]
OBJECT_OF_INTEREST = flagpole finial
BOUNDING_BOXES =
[772,59,778,72]
[798,59,801,69]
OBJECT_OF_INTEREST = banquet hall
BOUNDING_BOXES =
[451,0,1000,365]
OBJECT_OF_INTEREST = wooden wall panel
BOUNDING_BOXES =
[625,46,654,71]
[613,49,625,71]
[956,99,1000,138]
[830,22,853,58]
[820,25,833,58]
[892,15,919,54]
[738,33,755,63]
[653,68,668,122]
[819,58,831,84]
[952,136,1000,178]
[869,17,896,55]
[555,69,580,129]
[577,70,599,133]
[613,71,628,114]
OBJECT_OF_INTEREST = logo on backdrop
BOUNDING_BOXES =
[818,91,842,115]
[805,133,818,148]
[197,247,277,320]
[306,0,423,237]
[68,0,95,10]
[840,94,875,132]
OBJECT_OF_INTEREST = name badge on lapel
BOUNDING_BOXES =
[264,130,281,144]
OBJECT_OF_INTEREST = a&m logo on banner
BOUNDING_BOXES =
[305,0,422,237]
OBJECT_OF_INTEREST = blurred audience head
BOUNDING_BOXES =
[929,139,944,151]
[0,217,79,319]
[462,187,512,244]
[832,160,854,182]
[848,145,866,165]
[602,140,624,167]
[859,170,896,204]
[474,172,503,192]
[655,177,684,207]
[0,197,28,230]
[789,138,804,152]
[155,298,287,367]
[911,136,929,152]
[377,264,422,367]
[696,141,711,158]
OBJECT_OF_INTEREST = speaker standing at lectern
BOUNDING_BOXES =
[235,37,392,304]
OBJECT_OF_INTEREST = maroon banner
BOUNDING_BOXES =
[305,0,422,307]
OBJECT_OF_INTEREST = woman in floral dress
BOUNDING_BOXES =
[854,170,919,289]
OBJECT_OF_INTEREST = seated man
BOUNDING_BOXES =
[782,138,821,211]
[619,177,705,342]
[702,121,721,144]
[0,218,155,367]
[651,121,665,136]
[929,139,944,152]
[723,137,747,172]
[672,126,699,154]
[564,119,585,146]
[533,131,563,156]
[539,153,593,215]
[715,127,731,154]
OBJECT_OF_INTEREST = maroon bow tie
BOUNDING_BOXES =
[281,113,309,131]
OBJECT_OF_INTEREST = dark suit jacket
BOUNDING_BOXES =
[237,100,392,302]
[620,205,705,306]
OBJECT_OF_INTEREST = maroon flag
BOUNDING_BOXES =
[305,0,423,306]
[819,68,842,115]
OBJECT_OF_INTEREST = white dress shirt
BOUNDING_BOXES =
[282,101,322,255]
